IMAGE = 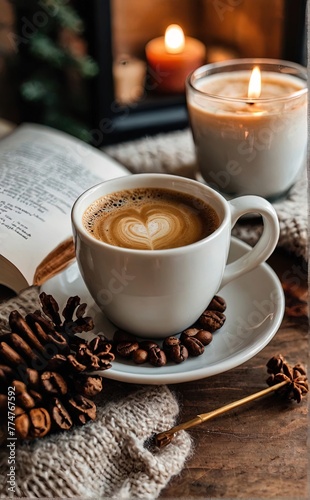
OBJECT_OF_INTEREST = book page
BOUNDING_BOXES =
[0,124,129,288]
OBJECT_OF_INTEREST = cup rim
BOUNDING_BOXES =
[186,57,308,104]
[71,173,230,254]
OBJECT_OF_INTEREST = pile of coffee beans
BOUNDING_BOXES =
[0,293,226,443]
[112,295,227,367]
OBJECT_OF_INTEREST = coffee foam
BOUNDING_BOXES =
[83,188,219,250]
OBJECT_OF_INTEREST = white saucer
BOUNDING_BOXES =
[41,237,285,385]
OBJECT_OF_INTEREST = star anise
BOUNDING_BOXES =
[266,354,308,403]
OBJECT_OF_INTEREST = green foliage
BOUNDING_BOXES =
[14,0,98,142]
[52,1,84,32]
[29,34,66,68]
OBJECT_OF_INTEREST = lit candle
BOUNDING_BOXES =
[186,59,307,199]
[145,25,206,94]
[248,66,261,99]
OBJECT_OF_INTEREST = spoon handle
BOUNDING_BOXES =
[155,380,288,447]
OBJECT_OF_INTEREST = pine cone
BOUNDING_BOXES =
[0,292,114,442]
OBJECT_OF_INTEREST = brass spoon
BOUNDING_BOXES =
[154,380,288,448]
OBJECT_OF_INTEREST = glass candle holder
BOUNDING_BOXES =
[186,59,307,200]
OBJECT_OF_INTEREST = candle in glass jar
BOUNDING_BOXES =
[186,60,307,199]
[146,24,206,94]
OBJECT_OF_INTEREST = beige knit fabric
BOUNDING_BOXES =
[0,287,192,499]
[104,128,308,260]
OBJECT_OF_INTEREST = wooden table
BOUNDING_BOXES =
[160,249,308,499]
[0,249,307,499]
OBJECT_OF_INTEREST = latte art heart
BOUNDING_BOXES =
[130,218,168,239]
[111,210,184,250]
[83,187,220,250]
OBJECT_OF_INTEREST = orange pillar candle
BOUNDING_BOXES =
[145,24,206,94]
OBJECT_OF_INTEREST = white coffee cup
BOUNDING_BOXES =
[71,173,279,337]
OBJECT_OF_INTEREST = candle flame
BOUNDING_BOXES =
[164,24,185,54]
[248,66,261,99]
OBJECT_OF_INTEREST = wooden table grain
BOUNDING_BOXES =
[160,249,308,499]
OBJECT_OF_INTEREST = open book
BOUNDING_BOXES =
[0,123,130,293]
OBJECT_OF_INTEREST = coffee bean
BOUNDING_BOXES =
[132,348,149,364]
[181,336,204,356]
[29,407,51,438]
[195,329,213,346]
[67,394,97,424]
[167,344,189,364]
[116,341,139,358]
[163,336,180,349]
[8,333,40,363]
[181,328,212,346]
[207,295,227,312]
[139,340,159,351]
[16,392,35,410]
[148,346,167,367]
[9,311,45,354]
[41,371,68,396]
[24,368,40,389]
[181,328,200,338]
[75,375,103,397]
[0,341,26,368]
[50,398,73,430]
[197,310,226,332]
[13,380,27,395]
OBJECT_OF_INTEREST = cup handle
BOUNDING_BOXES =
[220,196,279,289]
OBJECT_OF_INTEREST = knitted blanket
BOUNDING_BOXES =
[0,287,192,499]
[104,128,308,260]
